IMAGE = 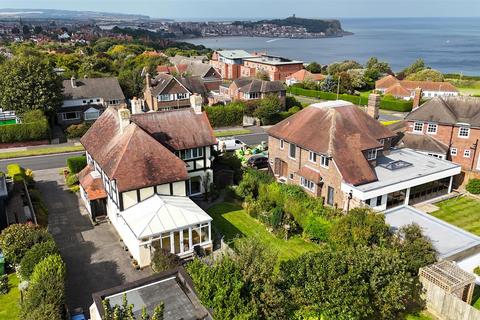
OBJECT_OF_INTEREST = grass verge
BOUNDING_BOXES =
[431,196,480,236]
[381,120,401,126]
[0,145,84,160]
[0,273,21,320]
[214,129,252,138]
[207,202,319,261]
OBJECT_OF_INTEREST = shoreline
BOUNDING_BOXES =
[178,31,353,41]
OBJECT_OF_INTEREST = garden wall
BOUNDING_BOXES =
[422,281,480,320]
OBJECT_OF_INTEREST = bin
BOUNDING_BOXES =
[0,252,4,275]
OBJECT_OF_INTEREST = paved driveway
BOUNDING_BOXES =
[35,168,152,315]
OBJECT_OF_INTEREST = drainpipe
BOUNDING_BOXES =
[470,139,478,172]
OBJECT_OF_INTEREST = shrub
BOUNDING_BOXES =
[19,240,59,280]
[303,215,331,242]
[0,111,49,143]
[286,96,303,109]
[21,254,66,318]
[205,102,245,127]
[6,163,25,181]
[65,122,91,139]
[0,224,53,264]
[474,266,480,276]
[151,248,180,273]
[0,275,8,294]
[66,156,87,174]
[66,173,79,186]
[253,95,283,125]
[466,179,480,194]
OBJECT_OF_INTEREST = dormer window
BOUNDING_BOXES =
[367,149,377,161]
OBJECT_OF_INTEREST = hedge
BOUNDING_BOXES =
[65,122,91,139]
[19,240,59,280]
[66,156,87,174]
[6,164,25,182]
[287,87,413,112]
[205,103,245,127]
[0,110,49,143]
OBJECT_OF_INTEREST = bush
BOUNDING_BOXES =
[253,95,283,125]
[0,275,8,294]
[6,163,25,181]
[466,179,480,194]
[0,110,49,143]
[19,240,59,280]
[66,174,79,186]
[474,266,480,276]
[285,96,303,109]
[205,101,245,127]
[151,248,180,273]
[21,254,66,318]
[0,224,53,264]
[303,215,331,242]
[66,156,87,174]
[65,122,91,139]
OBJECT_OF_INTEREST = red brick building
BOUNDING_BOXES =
[216,78,286,107]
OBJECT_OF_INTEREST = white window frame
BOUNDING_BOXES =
[451,148,457,156]
[289,143,296,160]
[177,93,188,100]
[464,149,471,158]
[427,123,437,135]
[300,177,315,192]
[158,94,172,102]
[308,151,317,163]
[413,122,424,133]
[366,149,377,161]
[179,147,204,160]
[84,109,100,121]
[320,155,329,168]
[458,126,470,138]
[279,139,284,150]
[62,111,80,120]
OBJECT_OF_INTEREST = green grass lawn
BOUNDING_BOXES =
[0,273,21,320]
[207,202,320,261]
[214,129,252,138]
[0,145,85,160]
[430,196,480,236]
[405,312,435,320]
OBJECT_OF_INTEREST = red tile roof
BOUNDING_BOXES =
[268,102,396,186]
[384,83,412,97]
[80,108,189,192]
[376,75,458,94]
[286,69,326,82]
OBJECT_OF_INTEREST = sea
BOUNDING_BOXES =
[185,17,480,75]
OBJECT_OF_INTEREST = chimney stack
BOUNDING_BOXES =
[118,104,131,134]
[367,93,380,120]
[413,87,422,109]
[130,97,144,115]
[190,94,203,114]
[71,76,77,88]
[145,73,151,90]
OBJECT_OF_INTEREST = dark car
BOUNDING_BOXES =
[247,155,269,169]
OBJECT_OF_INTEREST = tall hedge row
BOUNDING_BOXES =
[287,87,413,112]
[205,103,245,127]
[0,110,49,143]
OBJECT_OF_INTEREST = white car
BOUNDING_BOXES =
[217,138,245,152]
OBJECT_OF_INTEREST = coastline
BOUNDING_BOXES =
[177,31,353,41]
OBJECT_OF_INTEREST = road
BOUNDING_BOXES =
[235,132,268,146]
[0,151,85,172]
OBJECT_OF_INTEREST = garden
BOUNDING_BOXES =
[431,195,480,236]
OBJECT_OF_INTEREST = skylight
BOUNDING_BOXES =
[379,160,413,171]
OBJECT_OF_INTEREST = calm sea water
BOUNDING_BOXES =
[186,17,480,75]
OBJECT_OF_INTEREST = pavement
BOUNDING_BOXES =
[35,168,152,316]
[0,151,85,172]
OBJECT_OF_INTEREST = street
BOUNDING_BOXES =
[235,132,268,146]
[0,151,85,172]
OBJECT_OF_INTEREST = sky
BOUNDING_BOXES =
[0,0,479,19]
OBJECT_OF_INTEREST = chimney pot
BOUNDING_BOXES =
[413,87,423,109]
[367,93,380,120]
[71,76,77,88]
[190,94,203,114]
[118,105,131,133]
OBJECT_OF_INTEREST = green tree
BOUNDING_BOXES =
[406,69,444,82]
[255,70,270,81]
[401,58,427,77]
[0,56,63,115]
[0,224,53,264]
[253,95,283,125]
[19,239,59,280]
[396,224,437,275]
[327,60,362,75]
[305,62,322,73]
[151,303,165,320]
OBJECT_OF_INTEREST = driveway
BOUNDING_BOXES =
[34,168,152,315]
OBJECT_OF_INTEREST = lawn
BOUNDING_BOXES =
[214,129,252,138]
[207,202,320,261]
[0,145,85,160]
[405,312,435,320]
[0,273,21,320]
[381,120,401,126]
[431,196,480,236]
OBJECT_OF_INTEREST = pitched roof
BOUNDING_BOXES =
[401,132,449,155]
[406,96,480,127]
[150,73,190,97]
[80,108,188,192]
[236,79,285,93]
[63,77,125,101]
[268,101,396,186]
[375,75,458,93]
[131,109,216,150]
[286,69,326,82]
[375,75,399,89]
[384,83,412,97]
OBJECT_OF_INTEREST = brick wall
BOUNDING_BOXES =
[268,136,346,209]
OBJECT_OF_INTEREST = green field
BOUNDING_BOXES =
[0,273,21,320]
[0,145,85,160]
[207,202,319,261]
[431,196,480,236]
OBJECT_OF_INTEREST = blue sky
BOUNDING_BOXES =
[1,0,479,19]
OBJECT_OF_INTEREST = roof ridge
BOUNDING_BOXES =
[327,108,336,155]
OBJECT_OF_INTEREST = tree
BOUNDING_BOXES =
[406,69,444,82]
[256,70,270,81]
[103,295,165,320]
[401,58,427,77]
[396,224,437,275]
[0,224,53,264]
[21,254,66,318]
[327,60,362,75]
[19,239,59,280]
[151,247,180,273]
[305,62,322,73]
[0,56,63,115]
[253,95,283,125]
[320,75,337,92]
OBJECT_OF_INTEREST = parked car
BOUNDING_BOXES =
[217,138,245,152]
[70,308,86,320]
[247,155,269,169]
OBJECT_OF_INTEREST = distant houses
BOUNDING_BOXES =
[216,78,286,107]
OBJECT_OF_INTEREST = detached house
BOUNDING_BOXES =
[157,62,222,91]
[217,78,286,107]
[79,104,216,267]
[59,77,125,126]
[268,95,461,212]
[375,75,459,100]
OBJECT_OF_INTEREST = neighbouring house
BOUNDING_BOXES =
[285,69,326,86]
[157,62,222,91]
[375,75,459,101]
[393,96,480,184]
[267,95,461,212]
[90,268,213,320]
[143,73,209,112]
[59,77,125,126]
[240,54,304,81]
[79,104,216,266]
[210,50,256,80]
[169,54,209,65]
[216,78,286,107]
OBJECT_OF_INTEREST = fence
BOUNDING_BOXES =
[421,280,480,320]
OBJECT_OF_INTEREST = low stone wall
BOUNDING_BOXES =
[422,281,480,320]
